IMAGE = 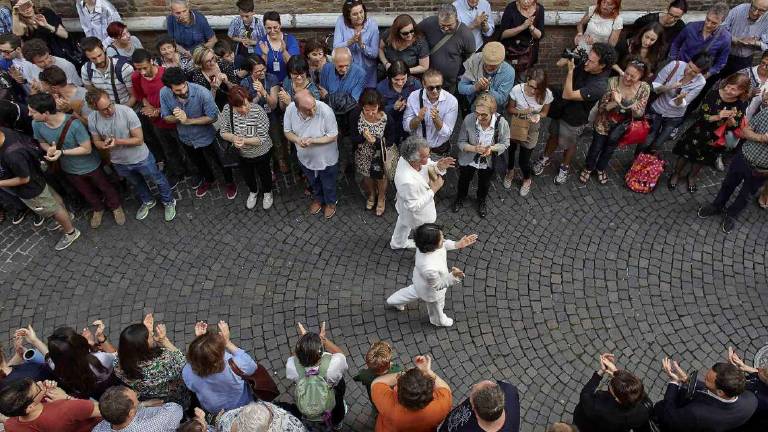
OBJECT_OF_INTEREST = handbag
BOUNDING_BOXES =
[380,137,399,182]
[713,117,746,150]
[508,113,530,142]
[606,110,630,143]
[618,118,651,147]
[228,358,280,402]
[215,107,244,169]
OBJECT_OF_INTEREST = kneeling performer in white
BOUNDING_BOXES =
[386,223,478,327]
[389,136,455,249]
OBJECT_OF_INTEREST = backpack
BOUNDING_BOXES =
[294,353,336,423]
[85,56,131,104]
[625,153,665,194]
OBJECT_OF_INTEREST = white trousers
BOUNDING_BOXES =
[389,213,417,249]
[386,285,453,326]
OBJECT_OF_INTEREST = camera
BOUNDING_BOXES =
[561,48,588,65]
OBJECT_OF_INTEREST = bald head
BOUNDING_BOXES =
[295,89,317,117]
[332,47,352,76]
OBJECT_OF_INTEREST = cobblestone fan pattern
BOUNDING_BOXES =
[1,128,767,431]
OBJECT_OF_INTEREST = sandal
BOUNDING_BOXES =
[668,176,678,190]
[366,195,375,211]
[597,171,609,185]
[579,169,591,184]
[375,200,386,217]
[687,177,697,193]
[758,196,768,209]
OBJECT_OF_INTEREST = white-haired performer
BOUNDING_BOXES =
[389,136,455,249]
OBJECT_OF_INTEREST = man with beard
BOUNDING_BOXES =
[80,37,135,106]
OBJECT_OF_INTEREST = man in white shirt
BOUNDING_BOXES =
[389,136,455,250]
[386,223,477,327]
[76,0,122,42]
[284,90,339,219]
[20,38,83,89]
[403,69,459,155]
[453,0,494,52]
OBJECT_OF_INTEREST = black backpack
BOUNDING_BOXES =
[85,56,132,104]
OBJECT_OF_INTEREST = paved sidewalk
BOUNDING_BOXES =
[1,134,766,431]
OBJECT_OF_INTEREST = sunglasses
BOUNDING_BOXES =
[400,29,415,37]
[426,85,442,91]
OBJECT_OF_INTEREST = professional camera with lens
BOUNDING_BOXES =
[561,48,588,65]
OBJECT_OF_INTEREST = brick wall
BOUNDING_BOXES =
[38,0,750,83]
[43,0,737,18]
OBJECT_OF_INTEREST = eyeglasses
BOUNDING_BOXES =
[0,48,15,54]
[98,102,115,113]
[400,29,415,37]
[629,59,646,68]
[526,83,538,90]
[751,3,768,13]
[204,56,217,64]
[426,85,442,91]
[666,11,684,20]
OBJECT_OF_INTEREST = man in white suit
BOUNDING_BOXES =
[389,136,455,249]
[386,223,477,327]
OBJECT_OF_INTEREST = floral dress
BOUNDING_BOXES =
[114,348,191,409]
[355,112,388,179]
[673,87,747,166]
[593,77,650,137]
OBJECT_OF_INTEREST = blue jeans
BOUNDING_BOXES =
[300,163,338,205]
[636,108,684,156]
[585,132,618,172]
[113,153,174,205]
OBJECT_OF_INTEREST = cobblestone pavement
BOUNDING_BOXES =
[1,129,767,431]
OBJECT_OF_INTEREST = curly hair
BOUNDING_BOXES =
[365,341,393,375]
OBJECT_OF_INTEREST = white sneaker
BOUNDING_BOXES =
[532,157,550,176]
[245,192,258,210]
[520,181,532,197]
[432,317,454,327]
[715,156,725,172]
[262,192,273,210]
[554,166,569,185]
[502,174,513,189]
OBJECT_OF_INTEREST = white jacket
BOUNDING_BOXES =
[393,157,445,227]
[413,240,460,302]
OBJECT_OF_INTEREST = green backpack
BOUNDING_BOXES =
[294,353,336,423]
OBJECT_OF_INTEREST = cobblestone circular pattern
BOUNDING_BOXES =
[2,144,768,431]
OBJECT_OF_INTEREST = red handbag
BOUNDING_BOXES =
[618,118,651,148]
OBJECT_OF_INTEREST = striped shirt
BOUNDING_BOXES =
[81,57,134,104]
[743,106,768,169]
[216,102,273,158]
[723,3,768,58]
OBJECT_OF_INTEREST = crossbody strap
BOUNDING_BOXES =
[662,61,681,86]
[419,89,427,139]
[429,32,455,56]
[108,59,120,104]
[55,116,76,150]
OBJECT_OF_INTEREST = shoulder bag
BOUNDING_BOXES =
[215,106,243,168]
[228,358,280,402]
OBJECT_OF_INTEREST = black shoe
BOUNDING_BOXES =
[11,210,27,225]
[32,213,45,227]
[452,198,463,213]
[477,200,487,218]
[168,177,180,190]
[721,214,736,233]
[697,204,721,219]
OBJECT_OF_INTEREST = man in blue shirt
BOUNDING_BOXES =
[165,0,217,57]
[160,67,237,199]
[668,2,731,78]
[319,47,366,102]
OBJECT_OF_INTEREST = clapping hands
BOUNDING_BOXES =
[662,357,689,384]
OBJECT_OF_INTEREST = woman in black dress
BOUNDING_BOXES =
[498,0,545,80]
[11,0,78,65]
[670,73,751,192]
[188,46,240,110]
